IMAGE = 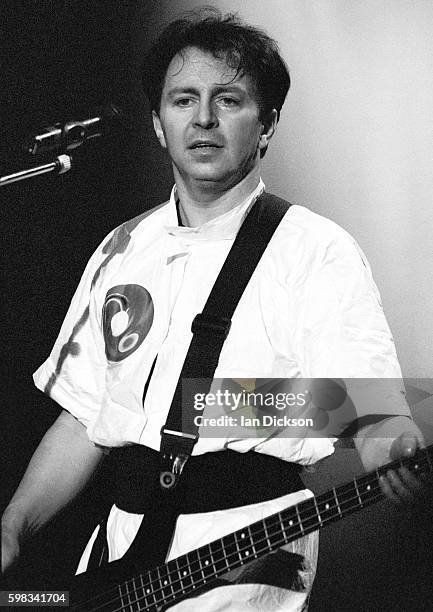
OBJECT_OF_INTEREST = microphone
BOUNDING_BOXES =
[24,103,125,156]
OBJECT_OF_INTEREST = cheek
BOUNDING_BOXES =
[163,127,183,154]
[158,115,184,149]
[232,121,262,153]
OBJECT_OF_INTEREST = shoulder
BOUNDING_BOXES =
[267,200,368,270]
[78,200,170,291]
[281,203,356,247]
[99,199,170,259]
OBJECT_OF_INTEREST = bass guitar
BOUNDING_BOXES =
[70,443,432,611]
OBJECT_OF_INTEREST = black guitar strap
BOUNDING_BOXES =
[159,192,292,489]
[87,192,295,571]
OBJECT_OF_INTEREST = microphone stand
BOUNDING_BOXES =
[0,153,72,187]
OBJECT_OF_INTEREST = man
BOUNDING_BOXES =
[2,11,424,611]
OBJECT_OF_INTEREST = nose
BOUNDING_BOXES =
[193,99,218,129]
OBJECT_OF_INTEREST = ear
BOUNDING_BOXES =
[152,110,167,148]
[258,109,278,153]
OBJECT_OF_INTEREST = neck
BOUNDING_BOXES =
[174,166,262,227]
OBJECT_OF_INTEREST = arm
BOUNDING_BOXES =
[2,409,105,573]
[354,415,425,502]
[296,227,425,499]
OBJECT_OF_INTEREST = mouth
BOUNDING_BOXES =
[189,141,223,150]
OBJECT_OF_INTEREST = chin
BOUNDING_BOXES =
[188,168,229,183]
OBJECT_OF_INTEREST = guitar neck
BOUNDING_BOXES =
[75,444,433,611]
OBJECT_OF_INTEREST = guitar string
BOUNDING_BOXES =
[77,451,430,611]
[81,481,389,612]
[114,488,388,612]
[77,463,427,612]
[128,451,429,583]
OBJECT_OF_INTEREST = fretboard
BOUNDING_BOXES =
[75,444,432,612]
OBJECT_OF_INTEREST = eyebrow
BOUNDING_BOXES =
[166,84,247,99]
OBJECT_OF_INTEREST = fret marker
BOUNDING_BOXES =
[289,520,293,526]
[325,503,330,510]
[205,560,209,566]
[183,571,187,576]
[241,533,246,539]
[415,464,419,470]
[146,589,150,594]
[245,551,250,556]
[366,485,371,491]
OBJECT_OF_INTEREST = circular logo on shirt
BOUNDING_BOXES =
[102,284,154,362]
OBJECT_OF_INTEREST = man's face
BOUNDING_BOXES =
[153,47,270,192]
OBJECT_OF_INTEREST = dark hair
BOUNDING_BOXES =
[142,9,290,122]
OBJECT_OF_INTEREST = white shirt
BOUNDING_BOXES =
[34,180,409,465]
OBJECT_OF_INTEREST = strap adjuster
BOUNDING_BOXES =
[160,428,198,442]
[191,313,232,339]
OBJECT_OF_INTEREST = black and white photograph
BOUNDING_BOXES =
[2,1,433,611]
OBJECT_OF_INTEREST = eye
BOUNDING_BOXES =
[174,97,194,108]
[218,97,240,107]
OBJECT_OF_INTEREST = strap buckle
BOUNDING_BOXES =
[191,313,232,339]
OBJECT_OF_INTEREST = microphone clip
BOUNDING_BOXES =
[25,104,122,156]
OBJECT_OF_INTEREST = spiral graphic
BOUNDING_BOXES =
[102,284,154,362]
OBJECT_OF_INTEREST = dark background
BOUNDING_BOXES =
[2,0,172,591]
[2,2,432,610]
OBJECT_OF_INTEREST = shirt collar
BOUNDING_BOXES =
[164,179,265,241]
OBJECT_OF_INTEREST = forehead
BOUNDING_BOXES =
[162,46,253,94]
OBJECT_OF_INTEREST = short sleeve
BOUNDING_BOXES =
[295,229,411,431]
[33,235,112,429]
